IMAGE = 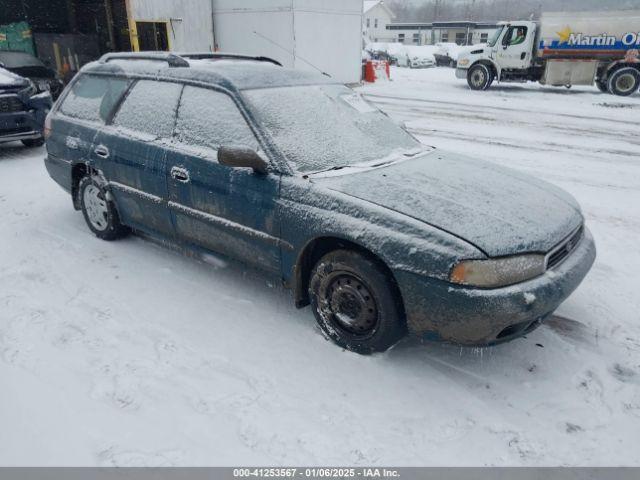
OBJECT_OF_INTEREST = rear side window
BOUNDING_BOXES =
[60,74,130,123]
[175,86,259,152]
[112,80,182,138]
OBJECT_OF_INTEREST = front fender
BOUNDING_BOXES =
[278,177,483,295]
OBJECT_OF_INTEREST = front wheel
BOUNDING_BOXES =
[467,64,494,91]
[608,67,640,96]
[79,175,129,241]
[309,250,406,354]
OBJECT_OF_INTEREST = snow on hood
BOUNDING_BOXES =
[0,67,27,88]
[311,153,583,257]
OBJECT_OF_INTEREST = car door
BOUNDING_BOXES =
[496,24,535,70]
[164,85,282,274]
[95,79,183,238]
[48,74,131,170]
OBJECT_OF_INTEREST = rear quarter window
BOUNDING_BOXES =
[112,79,182,138]
[60,74,130,123]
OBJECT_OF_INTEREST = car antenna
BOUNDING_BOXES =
[252,30,332,77]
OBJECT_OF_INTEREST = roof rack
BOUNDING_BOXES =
[177,52,283,67]
[98,52,190,67]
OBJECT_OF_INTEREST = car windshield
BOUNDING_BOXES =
[0,51,45,69]
[244,84,422,174]
[486,26,504,47]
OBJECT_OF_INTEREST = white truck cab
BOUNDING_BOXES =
[456,11,640,96]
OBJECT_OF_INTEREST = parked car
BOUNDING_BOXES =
[44,52,595,354]
[434,42,464,67]
[409,56,435,68]
[0,50,64,100]
[0,66,52,147]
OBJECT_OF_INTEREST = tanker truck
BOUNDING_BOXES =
[456,10,640,96]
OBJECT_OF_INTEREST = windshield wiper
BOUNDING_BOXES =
[304,149,427,178]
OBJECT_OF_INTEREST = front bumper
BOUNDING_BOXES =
[455,67,468,79]
[0,111,43,143]
[394,227,596,345]
[0,93,51,144]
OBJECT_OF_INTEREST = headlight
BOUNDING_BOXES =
[458,58,470,66]
[20,80,37,97]
[450,254,546,288]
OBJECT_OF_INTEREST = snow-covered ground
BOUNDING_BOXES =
[1,67,639,466]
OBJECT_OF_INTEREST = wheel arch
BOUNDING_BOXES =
[292,236,405,317]
[471,59,500,79]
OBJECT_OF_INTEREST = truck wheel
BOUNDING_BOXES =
[79,175,129,241]
[309,249,406,354]
[467,64,494,91]
[608,67,640,96]
[595,79,608,93]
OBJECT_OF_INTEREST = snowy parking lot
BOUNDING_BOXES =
[1,66,639,466]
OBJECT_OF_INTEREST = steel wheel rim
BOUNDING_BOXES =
[322,272,379,337]
[615,73,636,93]
[83,184,109,231]
[471,69,486,88]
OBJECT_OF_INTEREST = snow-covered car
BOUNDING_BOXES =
[0,66,52,147]
[409,56,435,68]
[44,52,595,354]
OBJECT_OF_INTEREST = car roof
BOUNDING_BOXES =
[81,52,338,92]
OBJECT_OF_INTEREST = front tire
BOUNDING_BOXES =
[467,63,494,91]
[608,67,640,96]
[79,175,129,241]
[309,250,406,354]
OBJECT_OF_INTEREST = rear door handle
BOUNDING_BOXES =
[171,166,190,183]
[94,145,110,159]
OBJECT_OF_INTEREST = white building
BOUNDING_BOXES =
[212,0,363,84]
[124,0,363,84]
[128,0,215,52]
[386,21,498,46]
[363,1,396,43]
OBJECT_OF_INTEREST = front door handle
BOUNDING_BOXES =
[94,145,110,159]
[171,166,190,183]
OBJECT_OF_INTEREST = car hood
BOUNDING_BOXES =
[310,152,583,257]
[0,67,28,89]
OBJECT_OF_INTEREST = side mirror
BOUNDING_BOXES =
[218,146,269,175]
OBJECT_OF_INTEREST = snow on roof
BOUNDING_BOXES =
[363,1,379,14]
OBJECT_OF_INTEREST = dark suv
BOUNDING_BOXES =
[0,66,52,147]
[45,52,595,354]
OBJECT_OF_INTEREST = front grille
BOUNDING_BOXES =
[0,95,24,113]
[546,226,584,270]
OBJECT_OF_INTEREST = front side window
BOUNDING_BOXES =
[244,84,422,174]
[505,26,528,46]
[112,80,182,138]
[374,18,378,28]
[60,74,130,123]
[175,86,259,153]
